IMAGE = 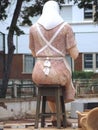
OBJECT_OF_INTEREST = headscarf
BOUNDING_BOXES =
[37,0,64,30]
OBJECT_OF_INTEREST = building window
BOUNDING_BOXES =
[96,54,98,68]
[83,53,98,72]
[23,55,35,73]
[84,3,93,19]
[84,54,93,69]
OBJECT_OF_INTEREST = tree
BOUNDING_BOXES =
[0,0,23,98]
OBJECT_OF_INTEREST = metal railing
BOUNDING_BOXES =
[74,79,98,98]
[7,80,37,99]
[5,79,98,99]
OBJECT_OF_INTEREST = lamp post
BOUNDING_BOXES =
[0,32,5,77]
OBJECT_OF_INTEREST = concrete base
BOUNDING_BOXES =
[0,98,71,120]
[0,98,37,119]
[1,97,98,120]
[71,98,98,118]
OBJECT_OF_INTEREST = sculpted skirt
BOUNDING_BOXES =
[32,58,76,103]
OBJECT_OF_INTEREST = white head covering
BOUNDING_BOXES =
[37,0,64,30]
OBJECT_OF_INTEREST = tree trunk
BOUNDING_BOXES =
[0,0,23,98]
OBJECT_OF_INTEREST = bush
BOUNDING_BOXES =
[72,71,94,79]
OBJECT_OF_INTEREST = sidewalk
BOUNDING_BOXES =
[0,118,82,130]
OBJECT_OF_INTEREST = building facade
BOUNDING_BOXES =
[0,0,98,80]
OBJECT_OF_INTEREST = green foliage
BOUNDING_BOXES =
[0,0,10,20]
[94,0,98,22]
[77,0,93,8]
[73,71,94,79]
[7,26,24,36]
